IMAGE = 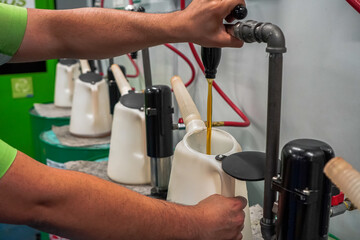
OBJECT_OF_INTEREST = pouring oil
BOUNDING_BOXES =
[206,78,214,155]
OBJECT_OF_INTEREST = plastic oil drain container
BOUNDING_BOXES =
[29,107,70,163]
[39,129,110,168]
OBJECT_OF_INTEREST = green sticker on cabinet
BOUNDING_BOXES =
[11,77,34,98]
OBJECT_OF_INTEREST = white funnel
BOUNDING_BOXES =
[167,76,252,239]
[111,64,132,96]
[171,76,206,133]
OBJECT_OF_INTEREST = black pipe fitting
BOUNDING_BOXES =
[232,21,286,54]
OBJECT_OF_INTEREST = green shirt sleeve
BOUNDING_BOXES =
[0,139,17,179]
[0,3,28,65]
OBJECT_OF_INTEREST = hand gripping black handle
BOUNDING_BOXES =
[231,4,248,20]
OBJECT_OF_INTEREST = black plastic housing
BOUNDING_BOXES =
[273,139,334,240]
[107,65,126,115]
[145,85,173,158]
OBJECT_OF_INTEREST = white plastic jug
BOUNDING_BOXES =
[54,59,80,108]
[69,60,112,137]
[167,76,252,240]
[107,64,150,184]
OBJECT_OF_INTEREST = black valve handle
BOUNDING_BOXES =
[231,4,248,20]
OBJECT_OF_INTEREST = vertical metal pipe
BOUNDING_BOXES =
[142,48,153,88]
[262,53,283,229]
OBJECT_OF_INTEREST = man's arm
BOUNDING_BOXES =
[12,0,245,63]
[0,151,247,240]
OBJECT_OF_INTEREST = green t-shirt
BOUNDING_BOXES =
[0,3,28,65]
[0,4,26,178]
[0,140,17,179]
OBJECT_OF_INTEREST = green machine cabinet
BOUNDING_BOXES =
[0,0,57,158]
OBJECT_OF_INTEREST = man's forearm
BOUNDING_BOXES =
[13,8,183,62]
[0,151,200,240]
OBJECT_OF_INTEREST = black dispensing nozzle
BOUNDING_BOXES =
[201,47,222,79]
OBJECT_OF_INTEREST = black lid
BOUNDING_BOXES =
[222,151,266,181]
[59,59,78,66]
[120,92,144,110]
[79,72,103,85]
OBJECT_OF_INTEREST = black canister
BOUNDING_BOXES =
[144,85,173,196]
[273,139,334,240]
[107,65,126,115]
[144,85,173,158]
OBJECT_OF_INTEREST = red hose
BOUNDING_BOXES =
[126,54,140,78]
[189,42,250,127]
[164,44,196,87]
[180,0,186,10]
[346,0,360,13]
[181,0,249,127]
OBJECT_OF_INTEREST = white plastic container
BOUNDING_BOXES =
[69,62,112,137]
[167,76,252,240]
[107,64,150,184]
[107,101,150,184]
[54,59,80,108]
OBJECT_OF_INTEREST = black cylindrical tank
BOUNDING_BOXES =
[144,85,173,158]
[273,139,334,240]
[108,65,126,115]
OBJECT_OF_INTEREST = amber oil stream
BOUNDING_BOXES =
[206,78,214,155]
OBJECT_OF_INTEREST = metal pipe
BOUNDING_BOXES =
[151,157,172,191]
[230,20,286,240]
[142,48,153,88]
[262,53,283,233]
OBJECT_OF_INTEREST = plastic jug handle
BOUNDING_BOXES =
[91,84,99,125]
[211,162,235,197]
[66,66,75,96]
[171,76,205,132]
[111,64,132,95]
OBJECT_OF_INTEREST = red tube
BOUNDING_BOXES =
[165,44,196,87]
[180,0,186,10]
[182,0,249,127]
[100,0,104,8]
[126,54,140,78]
[213,81,250,127]
[346,0,360,13]
[189,42,250,127]
[129,0,134,5]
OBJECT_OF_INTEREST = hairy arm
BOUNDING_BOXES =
[0,151,246,240]
[12,0,245,63]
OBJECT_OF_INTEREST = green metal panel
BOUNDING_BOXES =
[0,0,56,158]
[35,0,55,9]
[0,60,57,158]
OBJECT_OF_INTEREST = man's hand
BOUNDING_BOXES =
[178,0,246,48]
[194,194,247,240]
